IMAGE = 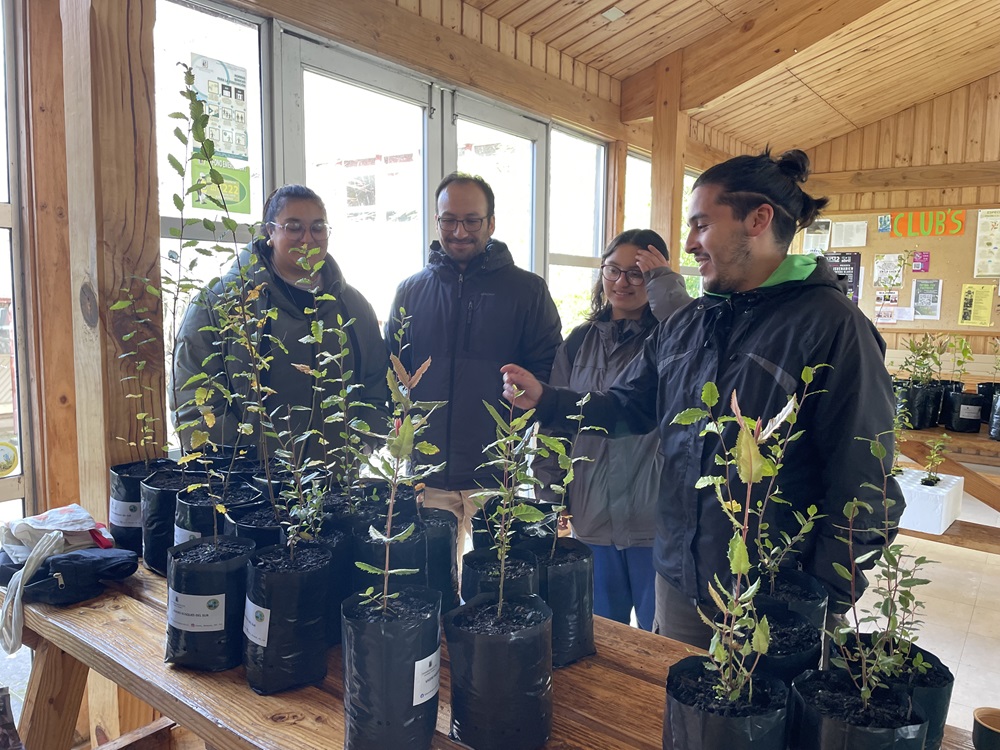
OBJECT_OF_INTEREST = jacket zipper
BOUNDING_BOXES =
[463,300,474,350]
[443,272,465,488]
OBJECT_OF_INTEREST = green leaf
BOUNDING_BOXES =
[734,423,765,484]
[511,504,546,523]
[752,616,770,655]
[415,441,439,455]
[832,562,853,581]
[109,300,132,311]
[728,533,750,575]
[354,561,382,575]
[671,408,709,426]
[190,430,209,450]
[389,522,416,543]
[701,382,719,408]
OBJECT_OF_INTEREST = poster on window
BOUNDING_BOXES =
[823,252,861,303]
[959,284,995,326]
[802,219,832,252]
[190,53,251,214]
[874,290,898,325]
[974,209,1000,278]
[912,279,942,320]
[873,254,905,288]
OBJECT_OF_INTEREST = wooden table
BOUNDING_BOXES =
[7,568,975,749]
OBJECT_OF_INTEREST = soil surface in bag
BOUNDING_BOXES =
[254,544,330,573]
[172,538,251,564]
[451,600,547,635]
[343,588,439,621]
[766,613,819,657]
[669,662,786,718]
[796,669,919,729]
[464,556,535,582]
[145,469,197,491]
[179,484,260,507]
[231,504,287,528]
[762,576,824,605]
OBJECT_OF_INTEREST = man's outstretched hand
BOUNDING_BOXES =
[501,364,542,410]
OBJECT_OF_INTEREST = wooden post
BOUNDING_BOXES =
[16,0,81,512]
[604,140,628,246]
[17,639,89,750]
[650,51,687,270]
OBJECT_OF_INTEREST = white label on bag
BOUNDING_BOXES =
[109,498,141,527]
[959,404,981,419]
[167,591,225,632]
[243,596,270,647]
[413,647,441,706]
[174,525,202,545]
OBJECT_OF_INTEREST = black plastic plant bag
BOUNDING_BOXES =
[165,536,255,671]
[904,383,943,431]
[518,537,594,667]
[664,655,788,750]
[109,459,171,555]
[175,490,263,546]
[224,502,285,548]
[755,569,828,632]
[461,546,538,602]
[944,391,984,432]
[753,603,821,686]
[444,593,553,750]
[470,497,559,550]
[319,527,352,647]
[978,383,996,423]
[990,392,1000,440]
[352,520,427,595]
[342,586,442,750]
[789,670,927,750]
[421,508,459,611]
[140,471,186,576]
[243,543,332,695]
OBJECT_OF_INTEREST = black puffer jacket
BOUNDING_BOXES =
[387,239,561,490]
[537,256,902,611]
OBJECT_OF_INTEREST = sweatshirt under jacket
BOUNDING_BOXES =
[386,239,562,491]
[535,254,904,612]
[171,238,390,459]
[534,266,692,548]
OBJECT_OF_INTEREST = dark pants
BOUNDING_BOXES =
[587,543,656,631]
[651,573,714,649]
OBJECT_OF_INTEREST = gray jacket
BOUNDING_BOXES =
[535,267,691,547]
[170,239,389,460]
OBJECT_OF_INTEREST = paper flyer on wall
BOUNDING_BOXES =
[958,283,995,326]
[823,252,861,303]
[874,290,898,325]
[912,279,941,320]
[802,219,832,252]
[974,209,1000,278]
[831,221,867,248]
[873,254,905,288]
[912,251,930,272]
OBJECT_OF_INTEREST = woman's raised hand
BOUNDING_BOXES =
[500,364,542,410]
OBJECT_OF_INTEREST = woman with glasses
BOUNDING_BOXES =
[534,228,690,630]
[171,184,389,462]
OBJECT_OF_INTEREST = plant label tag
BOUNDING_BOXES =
[174,525,202,545]
[167,591,226,632]
[109,498,141,528]
[243,596,270,647]
[959,404,981,419]
[412,647,441,706]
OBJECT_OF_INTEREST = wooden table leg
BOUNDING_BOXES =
[17,637,89,750]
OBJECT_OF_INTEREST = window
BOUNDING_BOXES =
[679,173,702,297]
[623,153,651,229]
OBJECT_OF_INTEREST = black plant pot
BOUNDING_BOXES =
[943,391,984,433]
[444,593,553,750]
[517,537,595,668]
[990,393,1000,441]
[141,469,199,576]
[109,458,173,555]
[174,485,263,546]
[223,502,286,548]
[900,382,943,430]
[937,381,964,425]
[243,543,333,695]
[342,586,442,750]
[978,383,998,423]
[470,497,560,550]
[164,535,255,671]
[755,569,829,632]
[789,669,927,750]
[352,519,427,595]
[318,526,352,647]
[461,547,539,602]
[753,603,821,686]
[663,655,788,750]
[421,508,460,612]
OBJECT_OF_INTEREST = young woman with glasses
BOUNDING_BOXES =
[534,228,690,630]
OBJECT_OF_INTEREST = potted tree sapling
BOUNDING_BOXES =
[896,433,963,535]
[981,337,1000,426]
[444,390,554,750]
[940,335,983,431]
[341,354,445,750]
[663,383,791,750]
[897,333,943,430]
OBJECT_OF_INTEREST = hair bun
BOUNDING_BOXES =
[776,149,811,183]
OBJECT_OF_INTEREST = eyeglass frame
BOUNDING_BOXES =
[436,215,490,233]
[600,264,645,286]
[265,219,333,241]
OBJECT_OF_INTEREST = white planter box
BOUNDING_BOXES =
[897,468,964,535]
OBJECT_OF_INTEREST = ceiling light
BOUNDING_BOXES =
[601,6,626,22]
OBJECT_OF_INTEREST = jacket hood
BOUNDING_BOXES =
[427,238,515,274]
[705,254,847,301]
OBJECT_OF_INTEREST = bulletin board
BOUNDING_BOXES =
[795,209,1000,334]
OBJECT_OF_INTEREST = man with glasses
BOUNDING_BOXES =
[386,172,562,560]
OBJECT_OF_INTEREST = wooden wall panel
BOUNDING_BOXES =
[806,72,1000,211]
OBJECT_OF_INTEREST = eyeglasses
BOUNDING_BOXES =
[437,216,487,233]
[601,265,645,286]
[267,220,332,241]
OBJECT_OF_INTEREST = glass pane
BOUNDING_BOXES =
[548,130,604,259]
[0,230,21,478]
[0,9,9,202]
[548,264,598,335]
[679,172,699,276]
[303,72,426,325]
[623,154,651,230]
[154,0,264,222]
[456,119,533,271]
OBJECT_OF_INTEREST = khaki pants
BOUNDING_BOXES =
[421,487,484,566]
[651,573,715,649]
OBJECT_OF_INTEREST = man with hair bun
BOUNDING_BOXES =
[501,150,902,647]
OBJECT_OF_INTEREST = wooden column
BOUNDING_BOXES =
[17,0,81,512]
[650,51,687,270]
[17,639,89,750]
[59,0,162,743]
[604,140,628,246]
[60,0,165,525]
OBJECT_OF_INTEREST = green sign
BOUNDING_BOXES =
[190,163,252,215]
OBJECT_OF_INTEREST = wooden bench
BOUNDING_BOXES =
[7,568,975,749]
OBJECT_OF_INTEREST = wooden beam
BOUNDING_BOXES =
[621,63,655,124]
[225,0,634,143]
[680,0,893,112]
[902,520,1000,556]
[650,51,687,269]
[97,716,175,750]
[899,439,1000,514]
[17,0,82,512]
[605,140,628,245]
[18,638,89,750]
[808,161,1000,194]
